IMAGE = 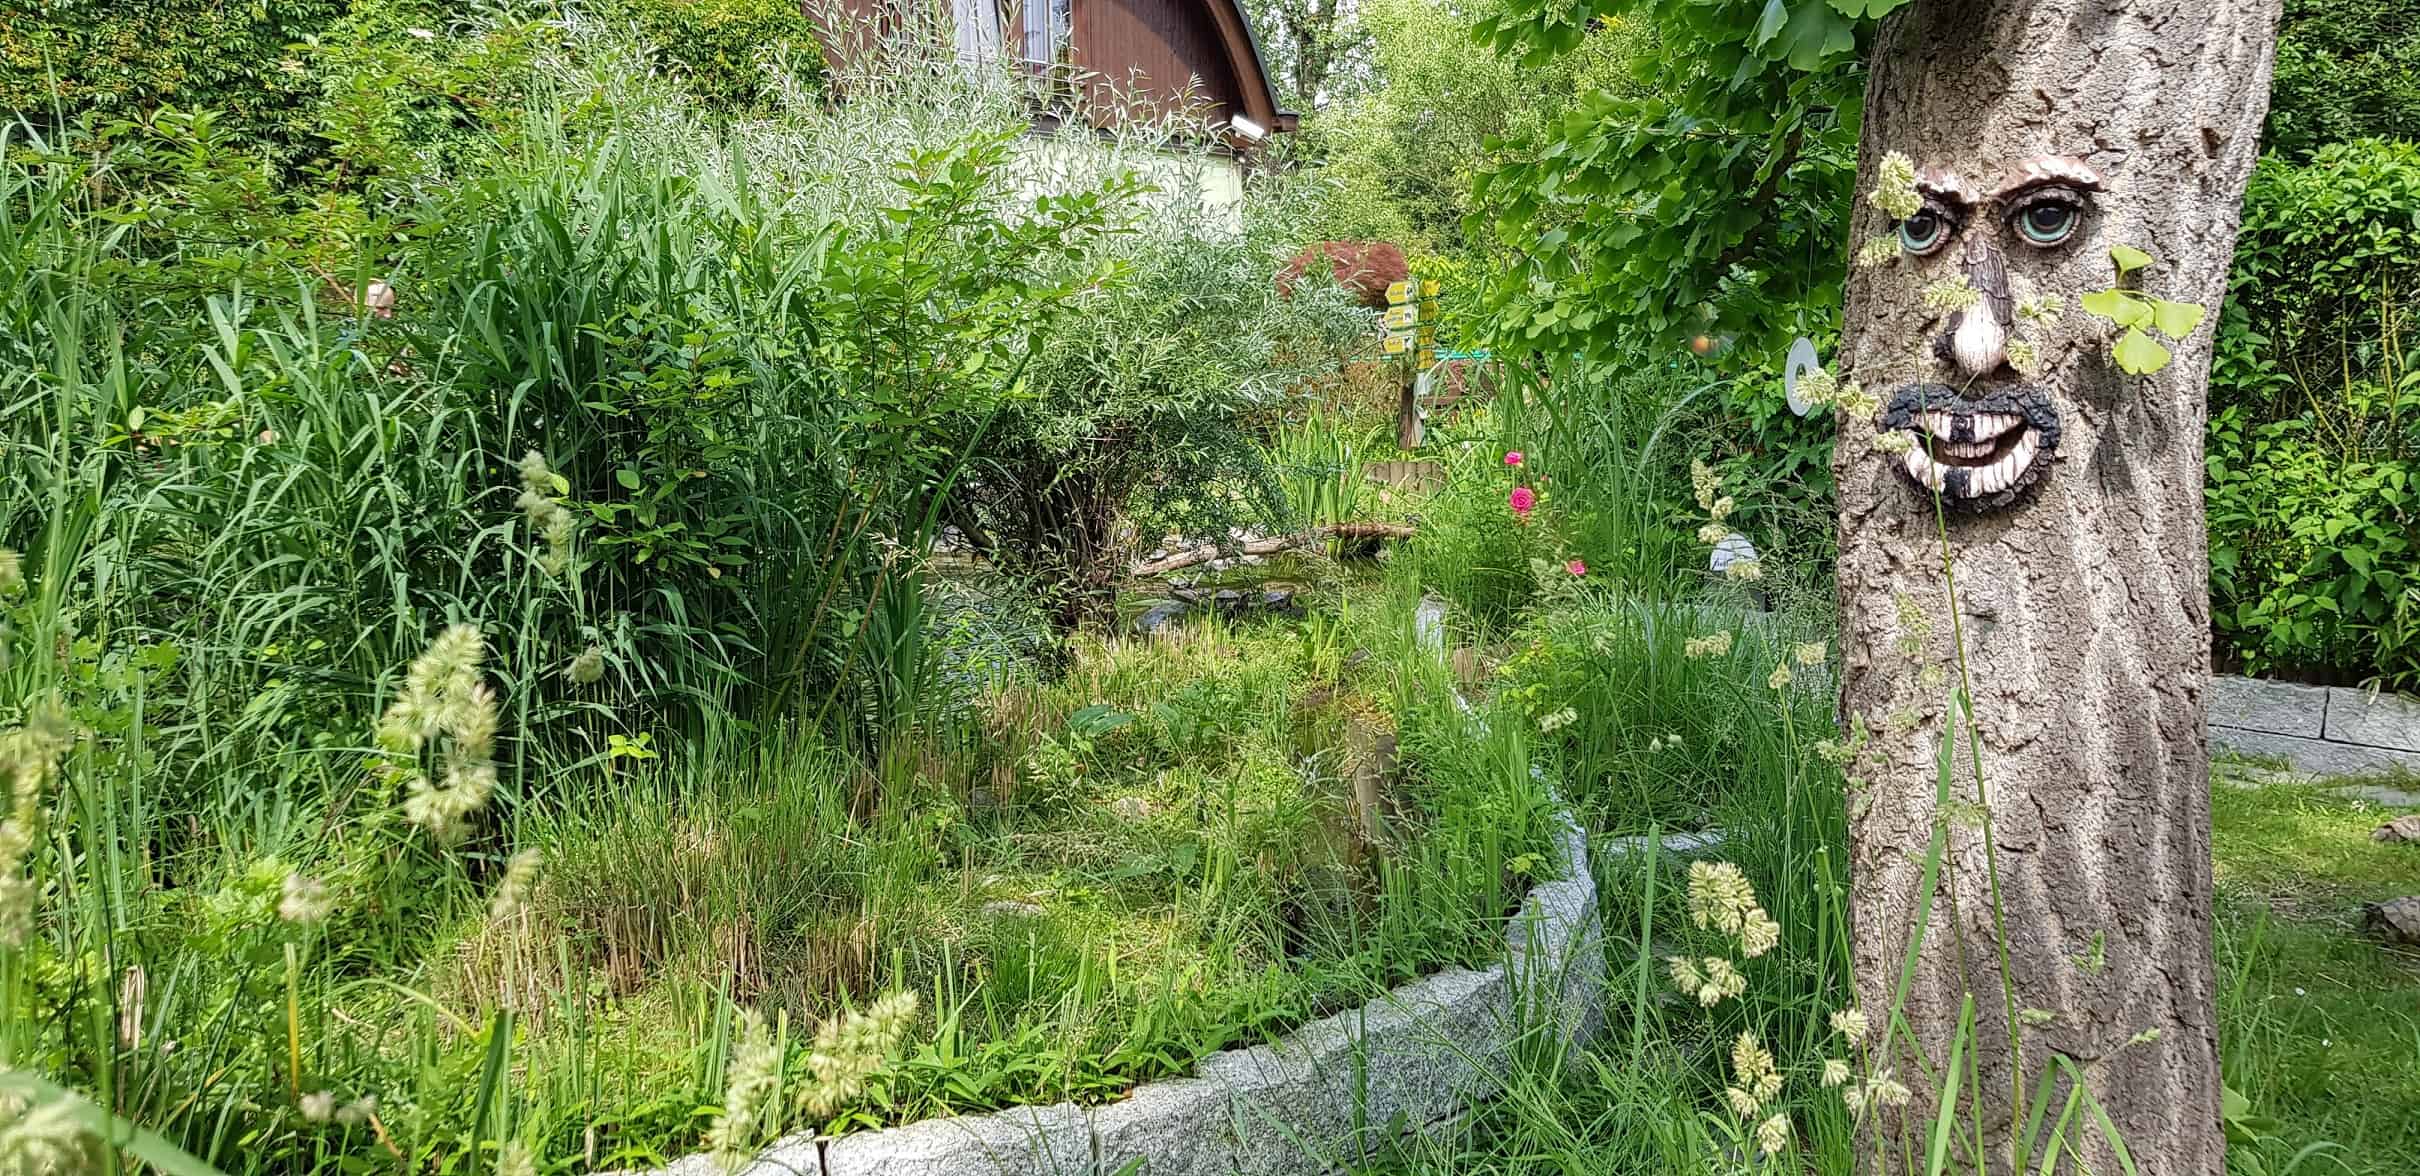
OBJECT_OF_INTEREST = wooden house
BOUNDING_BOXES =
[816,0,1298,148]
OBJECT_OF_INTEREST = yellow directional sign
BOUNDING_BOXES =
[1420,278,1440,298]
[1385,280,1416,304]
[1382,333,1411,355]
[1384,304,1421,328]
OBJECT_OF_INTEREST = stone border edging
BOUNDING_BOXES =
[614,600,1611,1176]
[2210,674,2420,777]
[618,810,1602,1176]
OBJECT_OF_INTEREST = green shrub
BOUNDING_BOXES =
[960,162,1367,633]
[597,0,827,111]
[2264,0,2420,158]
[0,0,348,166]
[2208,415,2416,687]
[2210,140,2420,684]
[2217,140,2420,427]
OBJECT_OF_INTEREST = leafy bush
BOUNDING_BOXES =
[2264,0,2420,158]
[959,157,1368,632]
[2209,416,2416,686]
[2210,140,2420,684]
[0,0,348,166]
[596,0,827,111]
[2217,140,2420,426]
[1469,0,1877,363]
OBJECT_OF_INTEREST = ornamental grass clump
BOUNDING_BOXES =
[802,991,920,1118]
[515,451,576,579]
[374,624,501,843]
[0,702,69,947]
[710,1008,783,1169]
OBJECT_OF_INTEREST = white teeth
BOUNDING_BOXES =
[1971,412,2021,441]
[1903,447,1945,492]
[1916,411,2024,443]
[2010,431,2038,473]
[1903,421,2044,500]
[1962,433,2041,497]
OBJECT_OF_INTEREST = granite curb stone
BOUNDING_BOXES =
[2323,687,2420,753]
[2210,674,2420,777]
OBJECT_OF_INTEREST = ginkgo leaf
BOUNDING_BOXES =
[2113,327,2172,375]
[1753,0,1789,48]
[2150,298,2206,338]
[1756,2,1858,70]
[2109,244,2155,275]
[2079,288,2153,328]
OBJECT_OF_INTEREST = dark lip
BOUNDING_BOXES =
[1879,384,2063,512]
[1879,384,2063,448]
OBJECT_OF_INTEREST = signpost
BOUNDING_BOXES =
[1386,278,1447,448]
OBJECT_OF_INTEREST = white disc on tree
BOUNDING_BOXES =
[1783,337,1822,417]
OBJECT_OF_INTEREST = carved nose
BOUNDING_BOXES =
[1936,237,2013,381]
[1949,304,2008,376]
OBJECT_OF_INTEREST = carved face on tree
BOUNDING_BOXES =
[1875,155,2103,512]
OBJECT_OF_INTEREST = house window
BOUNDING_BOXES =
[949,0,1069,70]
[951,0,1003,64]
[1010,0,1071,65]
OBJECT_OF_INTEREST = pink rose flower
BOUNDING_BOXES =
[1509,486,1536,518]
[1566,559,1586,576]
[1504,451,1524,467]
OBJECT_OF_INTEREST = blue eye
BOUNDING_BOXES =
[2015,200,2080,246]
[1899,211,1949,255]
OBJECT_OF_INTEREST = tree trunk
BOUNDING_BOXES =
[1833,3,2280,1172]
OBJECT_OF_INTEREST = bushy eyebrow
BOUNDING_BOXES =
[1915,167,1977,209]
[1993,155,2103,199]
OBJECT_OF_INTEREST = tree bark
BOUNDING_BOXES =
[1833,3,2280,1172]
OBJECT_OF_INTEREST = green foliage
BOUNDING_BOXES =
[2263,0,2420,158]
[2208,413,2416,686]
[1494,596,1830,830]
[0,0,349,167]
[293,0,552,190]
[1293,0,1637,257]
[597,0,827,111]
[0,18,1566,1170]
[2078,245,2207,376]
[2211,141,2420,684]
[1467,0,1908,363]
[962,167,1367,630]
[1405,413,1554,631]
[2219,141,2420,425]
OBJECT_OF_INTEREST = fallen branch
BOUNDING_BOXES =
[1130,522,1416,576]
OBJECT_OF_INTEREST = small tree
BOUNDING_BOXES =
[958,178,1367,634]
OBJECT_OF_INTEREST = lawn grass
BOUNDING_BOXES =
[2212,776,2420,1175]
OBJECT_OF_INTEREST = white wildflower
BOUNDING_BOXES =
[1869,152,1922,220]
[1756,1112,1791,1155]
[278,874,334,925]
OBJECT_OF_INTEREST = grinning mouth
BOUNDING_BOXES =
[1878,385,2062,512]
